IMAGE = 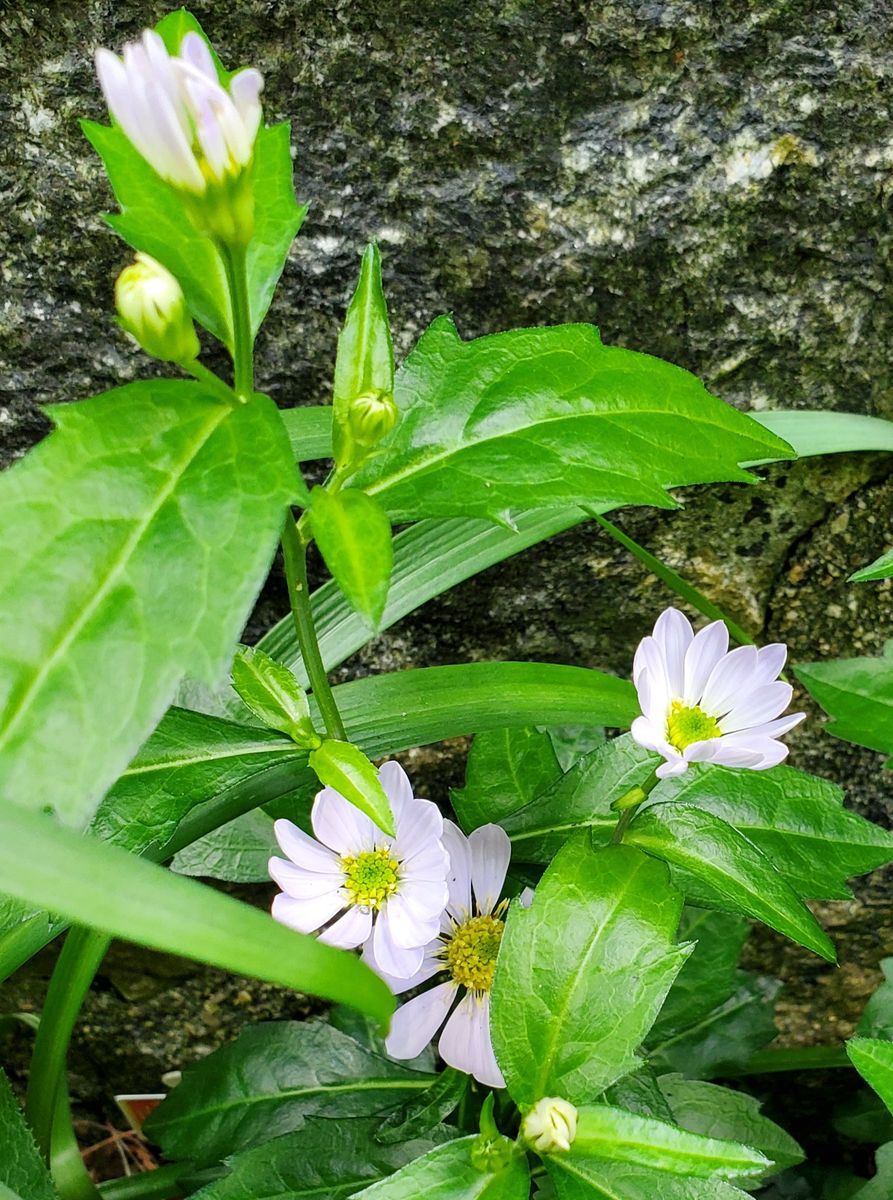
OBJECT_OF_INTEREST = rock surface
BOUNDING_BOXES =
[2,0,893,1140]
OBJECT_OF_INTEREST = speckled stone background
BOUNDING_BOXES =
[2,0,893,1151]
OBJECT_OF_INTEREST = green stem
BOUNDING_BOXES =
[221,244,254,398]
[281,514,348,741]
[50,1087,102,1200]
[181,359,238,406]
[98,1164,186,1200]
[25,926,109,1174]
[610,769,660,844]
[730,1045,853,1075]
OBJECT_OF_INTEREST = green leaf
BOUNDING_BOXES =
[658,1075,803,1177]
[231,645,318,745]
[852,1142,893,1200]
[626,803,836,961]
[496,735,659,862]
[0,382,295,827]
[190,1118,455,1200]
[652,763,893,900]
[848,1039,893,1115]
[851,547,893,583]
[491,839,691,1107]
[283,406,338,463]
[566,1104,770,1180]
[796,644,893,759]
[352,318,791,521]
[750,410,893,460]
[602,1068,676,1122]
[546,1157,751,1200]
[0,805,392,1027]
[171,808,278,882]
[352,1136,530,1200]
[145,1021,435,1167]
[376,1069,470,1145]
[451,727,563,833]
[833,1090,893,1145]
[310,487,393,629]
[859,959,893,1040]
[309,739,395,835]
[0,1068,57,1200]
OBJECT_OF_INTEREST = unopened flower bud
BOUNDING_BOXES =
[115,253,199,364]
[522,1097,578,1154]
[346,390,398,448]
[470,1133,517,1174]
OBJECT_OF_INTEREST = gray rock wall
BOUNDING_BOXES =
[2,0,893,1121]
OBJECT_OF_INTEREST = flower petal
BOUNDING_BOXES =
[719,682,794,733]
[439,993,505,1087]
[443,820,472,922]
[311,788,378,855]
[382,893,443,950]
[378,760,415,826]
[700,645,759,718]
[394,797,444,861]
[178,31,218,81]
[683,620,729,704]
[652,608,692,696]
[364,938,444,995]
[386,981,457,1060]
[271,890,344,935]
[319,904,372,949]
[273,819,340,873]
[469,824,511,916]
[373,909,425,979]
[268,856,344,900]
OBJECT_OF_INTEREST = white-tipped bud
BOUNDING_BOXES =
[522,1097,578,1154]
[345,390,398,448]
[115,253,199,364]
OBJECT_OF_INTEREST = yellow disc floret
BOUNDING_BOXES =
[341,847,400,909]
[445,914,504,993]
[666,700,722,751]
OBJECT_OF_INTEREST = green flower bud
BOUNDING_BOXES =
[346,389,398,448]
[115,253,200,364]
[521,1097,578,1154]
[470,1133,518,1174]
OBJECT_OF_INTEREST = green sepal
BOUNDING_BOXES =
[309,739,395,835]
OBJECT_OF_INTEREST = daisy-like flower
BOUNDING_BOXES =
[95,30,263,196]
[631,607,805,779]
[373,821,515,1089]
[269,762,449,979]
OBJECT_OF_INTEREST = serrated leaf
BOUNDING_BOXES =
[145,1021,436,1167]
[658,1076,803,1177]
[171,808,278,882]
[190,1117,456,1200]
[353,317,792,521]
[0,382,295,827]
[231,645,318,745]
[353,1136,530,1200]
[491,839,691,1107]
[451,727,563,833]
[796,645,893,760]
[546,1157,750,1200]
[652,764,893,900]
[566,1105,770,1180]
[0,1069,57,1200]
[848,1038,893,1115]
[626,804,836,962]
[309,739,395,834]
[497,734,659,862]
[376,1069,469,1145]
[311,488,393,628]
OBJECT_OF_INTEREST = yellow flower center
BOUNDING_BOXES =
[666,700,722,751]
[445,914,504,993]
[340,847,400,909]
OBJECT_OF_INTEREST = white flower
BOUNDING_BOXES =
[269,762,449,979]
[631,607,805,780]
[115,252,199,363]
[522,1097,579,1153]
[95,30,263,194]
[372,821,514,1089]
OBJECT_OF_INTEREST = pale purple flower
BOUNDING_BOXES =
[372,821,517,1089]
[631,607,805,780]
[269,762,449,980]
[95,30,263,194]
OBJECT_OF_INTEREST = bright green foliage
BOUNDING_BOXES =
[566,1104,770,1180]
[750,409,893,459]
[602,1069,676,1122]
[0,382,295,827]
[495,735,658,862]
[491,839,691,1106]
[451,727,563,832]
[190,1118,456,1199]
[851,547,893,582]
[796,644,893,760]
[626,804,836,961]
[310,487,394,629]
[231,645,319,746]
[653,764,893,899]
[0,804,391,1025]
[647,910,780,1079]
[145,1021,435,1167]
[658,1076,803,1177]
[848,1039,893,1115]
[354,317,792,521]
[0,1069,57,1200]
[171,809,278,882]
[376,1070,469,1145]
[352,1136,530,1199]
[859,959,893,1041]
[309,739,395,834]
[546,1158,751,1200]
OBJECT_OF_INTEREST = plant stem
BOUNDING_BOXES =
[98,1164,186,1200]
[181,359,239,406]
[281,513,348,740]
[50,1086,102,1200]
[25,927,110,1169]
[610,769,660,844]
[221,243,254,398]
